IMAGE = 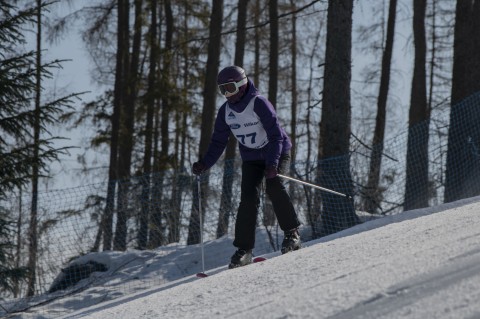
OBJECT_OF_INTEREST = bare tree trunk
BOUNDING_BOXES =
[150,102,165,248]
[444,1,480,202]
[307,31,322,237]
[159,0,174,244]
[263,0,279,227]
[26,0,42,296]
[150,0,175,248]
[138,0,158,250]
[268,0,278,110]
[14,188,22,297]
[287,0,298,167]
[316,0,358,236]
[404,0,429,211]
[187,0,224,245]
[114,0,141,251]
[168,1,191,244]
[216,0,249,239]
[149,4,165,249]
[426,0,436,114]
[363,0,397,214]
[253,0,260,87]
[102,0,129,251]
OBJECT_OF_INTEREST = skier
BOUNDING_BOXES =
[192,66,301,269]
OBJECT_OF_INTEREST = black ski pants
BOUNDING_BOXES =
[233,153,301,250]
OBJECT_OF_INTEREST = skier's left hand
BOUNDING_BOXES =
[264,166,278,179]
[192,161,206,175]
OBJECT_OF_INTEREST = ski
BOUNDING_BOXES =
[196,256,267,278]
[253,256,266,263]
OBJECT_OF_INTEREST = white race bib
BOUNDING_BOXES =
[225,97,269,149]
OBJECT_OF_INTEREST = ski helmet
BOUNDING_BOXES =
[217,66,248,103]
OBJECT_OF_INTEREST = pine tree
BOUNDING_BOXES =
[1,0,80,296]
[0,2,38,295]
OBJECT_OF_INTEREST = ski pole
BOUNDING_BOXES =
[196,175,207,278]
[277,173,353,200]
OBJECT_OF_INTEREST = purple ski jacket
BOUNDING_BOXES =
[201,79,292,169]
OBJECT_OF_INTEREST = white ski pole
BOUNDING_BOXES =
[196,175,207,278]
[277,173,353,200]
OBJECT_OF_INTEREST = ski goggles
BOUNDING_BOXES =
[218,77,248,97]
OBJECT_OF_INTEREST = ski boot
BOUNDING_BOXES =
[281,228,301,254]
[228,248,253,269]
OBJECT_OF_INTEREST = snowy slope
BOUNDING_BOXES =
[7,196,480,319]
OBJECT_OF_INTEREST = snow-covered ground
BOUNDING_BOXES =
[5,196,480,319]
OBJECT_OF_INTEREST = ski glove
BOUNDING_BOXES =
[192,161,207,175]
[264,166,278,179]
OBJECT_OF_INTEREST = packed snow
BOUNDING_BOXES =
[5,196,480,319]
